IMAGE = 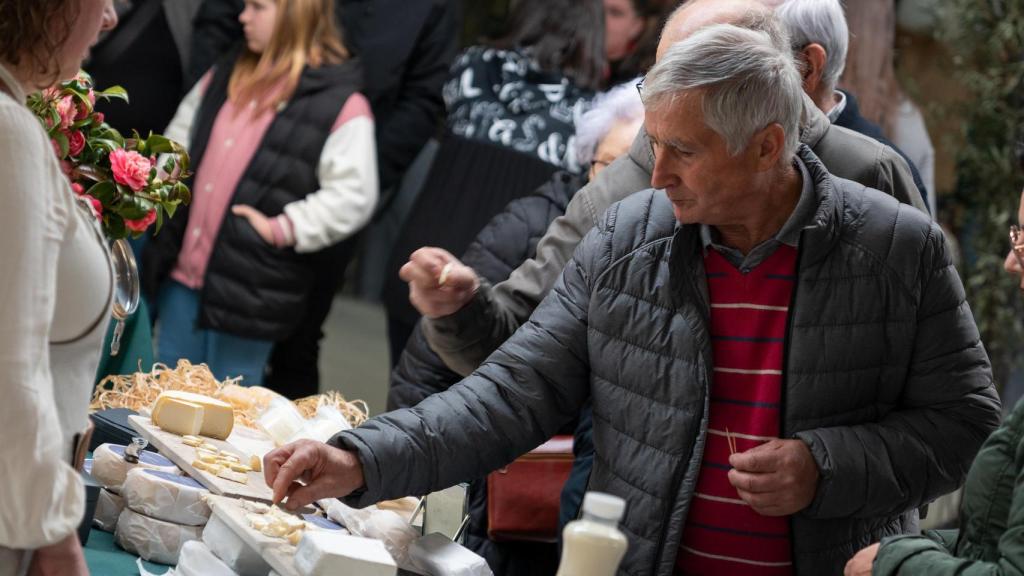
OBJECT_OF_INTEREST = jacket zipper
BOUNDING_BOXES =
[780,235,804,573]
[652,245,712,576]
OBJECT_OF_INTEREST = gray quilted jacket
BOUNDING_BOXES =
[333,147,999,576]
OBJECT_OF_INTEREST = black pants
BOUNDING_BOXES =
[265,238,358,399]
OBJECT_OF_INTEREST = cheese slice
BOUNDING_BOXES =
[115,507,203,565]
[121,468,211,526]
[154,398,205,436]
[152,391,235,439]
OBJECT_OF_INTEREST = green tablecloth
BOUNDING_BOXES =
[84,528,171,575]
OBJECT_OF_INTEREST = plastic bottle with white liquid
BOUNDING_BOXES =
[555,492,629,576]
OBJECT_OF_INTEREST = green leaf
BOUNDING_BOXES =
[52,131,69,158]
[87,181,116,204]
[97,85,129,103]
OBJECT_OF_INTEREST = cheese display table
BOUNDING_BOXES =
[82,361,484,576]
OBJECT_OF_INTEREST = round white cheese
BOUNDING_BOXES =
[92,488,124,533]
[92,443,180,489]
[122,468,211,526]
[114,507,203,565]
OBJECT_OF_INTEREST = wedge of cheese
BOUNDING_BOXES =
[152,391,235,439]
[154,399,204,436]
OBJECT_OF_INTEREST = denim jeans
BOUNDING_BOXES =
[156,280,274,386]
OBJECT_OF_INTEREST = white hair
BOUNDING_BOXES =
[775,0,849,91]
[574,79,645,166]
[642,23,804,158]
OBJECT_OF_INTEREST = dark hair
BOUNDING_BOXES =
[0,0,78,86]
[487,0,606,92]
[611,0,679,82]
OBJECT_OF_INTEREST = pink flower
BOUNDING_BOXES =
[124,209,156,233]
[70,182,84,195]
[56,96,76,130]
[109,149,152,192]
[59,160,73,176]
[50,138,63,159]
[67,130,85,157]
[93,112,105,127]
[82,194,103,218]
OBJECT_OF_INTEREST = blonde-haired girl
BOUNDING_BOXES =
[144,0,377,387]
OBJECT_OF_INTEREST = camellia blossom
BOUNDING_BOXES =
[67,131,86,157]
[124,209,156,232]
[55,96,76,130]
[109,149,152,192]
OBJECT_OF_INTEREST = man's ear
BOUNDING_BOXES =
[750,123,787,173]
[798,43,828,95]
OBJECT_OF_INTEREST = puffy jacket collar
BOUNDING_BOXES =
[666,145,843,293]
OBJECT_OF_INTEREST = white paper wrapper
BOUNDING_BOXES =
[114,508,202,565]
[122,468,211,526]
[136,540,239,576]
[92,443,180,489]
[92,488,125,533]
[325,501,419,569]
[202,511,271,576]
[408,533,493,576]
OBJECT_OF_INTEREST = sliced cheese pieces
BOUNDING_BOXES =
[91,443,180,489]
[114,507,203,565]
[294,532,397,576]
[121,468,211,526]
[152,391,235,439]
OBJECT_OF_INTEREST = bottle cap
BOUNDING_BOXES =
[582,492,626,522]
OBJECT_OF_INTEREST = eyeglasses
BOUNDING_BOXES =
[636,77,645,99]
[1010,225,1024,269]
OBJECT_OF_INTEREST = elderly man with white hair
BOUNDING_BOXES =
[262,21,999,576]
[774,0,932,210]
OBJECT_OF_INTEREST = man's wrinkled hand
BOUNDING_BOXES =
[727,438,819,516]
[399,247,479,318]
[263,439,365,510]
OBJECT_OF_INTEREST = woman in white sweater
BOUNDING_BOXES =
[0,1,117,575]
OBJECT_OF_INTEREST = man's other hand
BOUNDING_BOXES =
[727,438,819,516]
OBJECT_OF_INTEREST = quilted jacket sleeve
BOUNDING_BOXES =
[796,220,1002,519]
[331,214,608,507]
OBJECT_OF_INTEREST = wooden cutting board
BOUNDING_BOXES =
[128,415,274,502]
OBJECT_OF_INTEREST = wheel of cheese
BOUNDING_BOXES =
[121,468,211,526]
[92,489,124,533]
[91,443,180,489]
[114,507,203,565]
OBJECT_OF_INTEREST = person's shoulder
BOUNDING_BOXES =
[0,97,52,164]
[596,188,676,253]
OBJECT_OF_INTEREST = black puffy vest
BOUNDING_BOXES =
[144,51,363,340]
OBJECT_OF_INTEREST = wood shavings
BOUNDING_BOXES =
[91,359,370,430]
[293,390,369,428]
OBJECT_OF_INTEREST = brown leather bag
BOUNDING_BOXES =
[486,435,574,543]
